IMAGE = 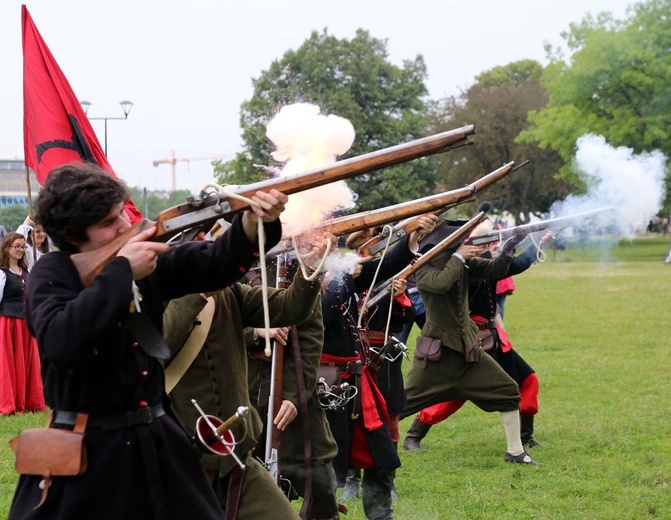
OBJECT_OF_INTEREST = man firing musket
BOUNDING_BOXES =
[403,213,559,455]
[397,202,545,467]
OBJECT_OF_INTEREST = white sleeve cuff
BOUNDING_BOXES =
[453,252,466,264]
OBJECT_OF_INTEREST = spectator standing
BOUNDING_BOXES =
[17,215,52,271]
[0,232,45,415]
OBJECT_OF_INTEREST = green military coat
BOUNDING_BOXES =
[415,252,513,356]
[163,270,321,478]
[247,297,338,466]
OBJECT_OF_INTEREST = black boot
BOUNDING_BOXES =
[520,415,543,448]
[362,469,394,520]
[390,444,398,501]
[339,468,360,500]
[403,417,431,451]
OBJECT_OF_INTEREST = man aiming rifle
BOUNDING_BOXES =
[9,162,287,519]
[163,234,330,520]
[400,213,539,466]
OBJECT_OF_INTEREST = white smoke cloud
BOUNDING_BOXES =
[551,134,667,238]
[323,251,362,284]
[266,103,356,236]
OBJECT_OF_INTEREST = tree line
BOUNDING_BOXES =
[213,0,671,222]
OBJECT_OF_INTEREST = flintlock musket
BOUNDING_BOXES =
[363,212,488,309]
[72,125,475,286]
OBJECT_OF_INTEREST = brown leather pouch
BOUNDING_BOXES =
[9,412,88,509]
[414,337,442,369]
[318,365,342,387]
[477,329,495,352]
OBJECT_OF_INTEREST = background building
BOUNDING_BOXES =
[0,159,38,208]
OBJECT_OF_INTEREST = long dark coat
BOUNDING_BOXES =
[321,240,414,481]
[9,216,280,520]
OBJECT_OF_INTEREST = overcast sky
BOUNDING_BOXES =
[1,0,634,194]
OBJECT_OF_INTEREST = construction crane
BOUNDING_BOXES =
[152,150,231,191]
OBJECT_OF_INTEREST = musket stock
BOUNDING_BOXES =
[364,212,487,309]
[72,125,475,286]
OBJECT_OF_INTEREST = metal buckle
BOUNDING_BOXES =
[369,336,408,362]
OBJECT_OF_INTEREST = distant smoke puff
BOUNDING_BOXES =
[266,103,357,236]
[552,134,667,238]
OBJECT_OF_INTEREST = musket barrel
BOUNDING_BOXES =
[157,125,475,238]
[364,212,487,309]
[232,124,475,199]
[359,161,519,255]
[467,207,612,246]
[298,160,514,241]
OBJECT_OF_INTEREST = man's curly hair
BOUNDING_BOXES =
[35,162,130,253]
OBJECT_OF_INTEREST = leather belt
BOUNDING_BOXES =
[476,320,496,330]
[53,404,166,431]
[320,361,363,376]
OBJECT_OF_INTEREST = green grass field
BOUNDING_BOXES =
[2,236,670,519]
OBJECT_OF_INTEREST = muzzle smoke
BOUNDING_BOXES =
[551,134,667,238]
[266,103,356,236]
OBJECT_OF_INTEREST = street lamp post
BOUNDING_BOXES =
[80,100,134,156]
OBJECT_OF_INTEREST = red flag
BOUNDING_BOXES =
[22,5,142,223]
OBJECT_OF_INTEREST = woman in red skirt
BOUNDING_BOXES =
[0,232,45,414]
